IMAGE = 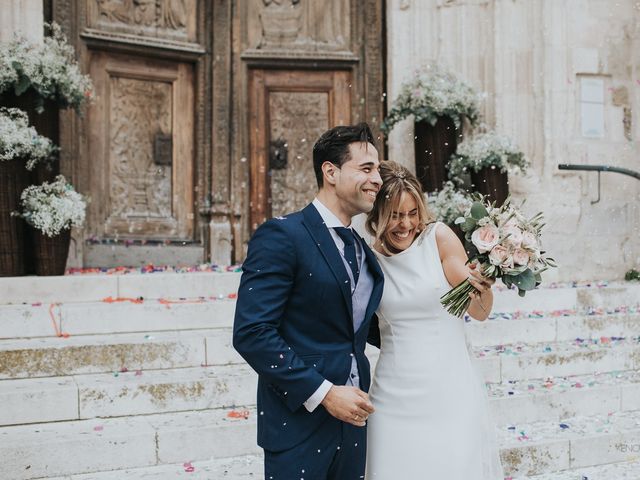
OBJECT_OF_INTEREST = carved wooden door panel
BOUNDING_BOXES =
[249,69,351,230]
[87,51,194,240]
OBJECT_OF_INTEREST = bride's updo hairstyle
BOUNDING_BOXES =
[366,161,435,255]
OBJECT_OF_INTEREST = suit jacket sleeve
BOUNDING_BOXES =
[232,219,326,412]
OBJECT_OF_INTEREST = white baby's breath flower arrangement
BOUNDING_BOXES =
[427,181,473,226]
[0,107,57,169]
[448,131,529,184]
[0,23,93,112]
[381,64,481,134]
[13,175,86,237]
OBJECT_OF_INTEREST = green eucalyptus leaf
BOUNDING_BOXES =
[512,269,536,291]
[461,217,477,232]
[15,76,31,96]
[470,202,488,220]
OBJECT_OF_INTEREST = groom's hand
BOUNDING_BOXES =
[321,385,375,427]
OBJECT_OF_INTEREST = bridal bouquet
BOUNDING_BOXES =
[440,196,556,317]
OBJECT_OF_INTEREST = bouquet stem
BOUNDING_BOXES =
[440,278,476,318]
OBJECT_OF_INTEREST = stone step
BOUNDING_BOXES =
[466,310,640,347]
[0,364,256,426]
[0,328,240,379]
[0,299,237,340]
[5,406,638,479]
[0,376,79,426]
[487,370,640,425]
[491,282,640,313]
[0,407,259,480]
[523,459,640,479]
[4,325,636,385]
[475,336,640,383]
[3,299,637,350]
[1,272,637,311]
[0,272,240,305]
[498,410,640,477]
[76,365,256,420]
[49,455,264,479]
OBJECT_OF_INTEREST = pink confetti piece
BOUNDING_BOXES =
[183,462,195,473]
[227,409,250,419]
[135,370,143,376]
[93,426,103,431]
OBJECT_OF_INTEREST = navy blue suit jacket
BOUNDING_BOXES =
[233,203,384,452]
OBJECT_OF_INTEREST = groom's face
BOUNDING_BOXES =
[332,142,382,217]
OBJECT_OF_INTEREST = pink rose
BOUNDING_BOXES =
[489,245,509,266]
[513,248,530,266]
[502,225,523,248]
[471,224,500,253]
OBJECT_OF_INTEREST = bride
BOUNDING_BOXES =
[364,161,504,479]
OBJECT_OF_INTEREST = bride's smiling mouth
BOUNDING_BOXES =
[392,230,413,240]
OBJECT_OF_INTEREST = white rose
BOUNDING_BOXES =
[502,225,523,248]
[471,224,500,253]
[489,245,509,266]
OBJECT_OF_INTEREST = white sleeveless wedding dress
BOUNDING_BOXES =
[366,223,504,479]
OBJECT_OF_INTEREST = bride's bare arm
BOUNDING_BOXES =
[435,223,494,321]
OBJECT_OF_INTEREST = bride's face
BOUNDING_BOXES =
[383,191,420,252]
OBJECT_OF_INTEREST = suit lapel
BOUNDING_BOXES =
[301,204,353,318]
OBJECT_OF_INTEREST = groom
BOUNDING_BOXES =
[233,123,384,479]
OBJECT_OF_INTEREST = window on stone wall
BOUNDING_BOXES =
[579,76,605,138]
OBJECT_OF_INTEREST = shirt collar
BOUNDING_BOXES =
[312,198,351,229]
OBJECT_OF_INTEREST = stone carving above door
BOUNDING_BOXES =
[87,0,197,44]
[244,0,354,59]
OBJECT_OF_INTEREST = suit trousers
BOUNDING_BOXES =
[264,416,367,480]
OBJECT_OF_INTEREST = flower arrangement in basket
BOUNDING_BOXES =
[0,23,93,112]
[448,131,529,185]
[13,175,86,237]
[440,195,556,317]
[427,181,473,226]
[0,107,57,169]
[381,63,481,134]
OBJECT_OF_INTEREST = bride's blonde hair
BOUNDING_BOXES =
[366,161,435,255]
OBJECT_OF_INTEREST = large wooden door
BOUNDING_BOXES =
[87,51,195,240]
[249,69,351,230]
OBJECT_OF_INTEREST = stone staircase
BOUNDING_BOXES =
[0,273,639,479]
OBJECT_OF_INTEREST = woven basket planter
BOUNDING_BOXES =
[30,227,71,276]
[0,159,29,276]
[470,167,509,206]
[414,116,459,193]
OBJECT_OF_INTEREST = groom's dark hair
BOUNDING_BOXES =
[312,123,376,188]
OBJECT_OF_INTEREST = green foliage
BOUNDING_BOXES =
[625,269,640,281]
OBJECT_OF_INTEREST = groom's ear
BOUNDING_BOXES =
[322,161,339,186]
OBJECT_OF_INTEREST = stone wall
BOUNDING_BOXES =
[386,0,640,282]
[0,0,43,43]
